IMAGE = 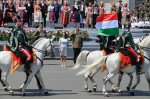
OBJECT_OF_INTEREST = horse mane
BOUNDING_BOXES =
[139,35,150,48]
[31,37,46,47]
[34,38,48,48]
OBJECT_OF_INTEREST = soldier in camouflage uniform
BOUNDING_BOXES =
[29,24,46,45]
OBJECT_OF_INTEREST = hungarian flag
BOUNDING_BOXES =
[95,13,119,36]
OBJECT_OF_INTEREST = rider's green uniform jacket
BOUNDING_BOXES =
[8,26,28,51]
[117,31,136,51]
[16,29,28,46]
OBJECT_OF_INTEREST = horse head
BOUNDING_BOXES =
[46,36,56,58]
[139,35,150,49]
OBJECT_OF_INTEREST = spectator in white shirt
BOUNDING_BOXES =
[138,18,144,28]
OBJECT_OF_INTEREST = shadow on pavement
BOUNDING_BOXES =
[88,90,150,97]
[0,89,78,96]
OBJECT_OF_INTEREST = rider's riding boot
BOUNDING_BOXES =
[24,61,31,74]
[136,61,141,75]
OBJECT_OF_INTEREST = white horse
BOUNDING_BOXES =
[0,38,55,96]
[78,36,150,97]
[72,37,145,93]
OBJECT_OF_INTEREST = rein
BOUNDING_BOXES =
[32,40,53,55]
[31,40,54,65]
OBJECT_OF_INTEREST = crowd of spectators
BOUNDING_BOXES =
[130,0,150,29]
[0,0,150,29]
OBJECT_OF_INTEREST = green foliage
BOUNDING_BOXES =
[0,29,90,41]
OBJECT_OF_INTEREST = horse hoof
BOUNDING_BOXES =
[112,88,117,92]
[93,88,97,92]
[18,87,22,91]
[130,92,134,96]
[105,92,110,97]
[44,92,49,95]
[39,87,42,90]
[118,89,123,94]
[22,93,26,96]
[87,89,92,93]
[126,87,130,91]
[3,87,8,92]
[9,91,14,95]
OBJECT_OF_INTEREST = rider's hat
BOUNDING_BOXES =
[16,21,23,27]
[16,21,22,25]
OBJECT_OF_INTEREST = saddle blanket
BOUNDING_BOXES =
[100,50,144,73]
[3,45,37,74]
[100,50,107,73]
[118,51,144,73]
[100,48,116,73]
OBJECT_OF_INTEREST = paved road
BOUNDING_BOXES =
[0,60,150,99]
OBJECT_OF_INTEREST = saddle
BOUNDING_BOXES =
[100,47,144,73]
[3,45,37,74]
[102,47,116,56]
[117,48,144,72]
[119,48,144,65]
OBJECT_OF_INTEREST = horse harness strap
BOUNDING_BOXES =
[86,52,91,60]
[36,56,43,67]
[32,40,52,55]
[144,56,150,61]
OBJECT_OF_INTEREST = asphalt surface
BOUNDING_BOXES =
[0,60,150,99]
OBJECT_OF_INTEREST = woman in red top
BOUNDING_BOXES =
[61,1,70,28]
[70,1,80,28]
[86,2,93,28]
[99,2,106,16]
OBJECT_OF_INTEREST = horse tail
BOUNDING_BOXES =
[72,50,90,70]
[77,56,107,75]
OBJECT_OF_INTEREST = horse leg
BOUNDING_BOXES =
[116,72,124,93]
[144,66,150,91]
[35,71,48,94]
[21,72,36,96]
[103,73,116,97]
[88,75,97,92]
[1,71,13,95]
[130,74,140,96]
[126,73,133,91]
[19,73,30,91]
[0,68,7,90]
[84,74,92,93]
[18,72,42,91]
[35,74,43,89]
[108,80,118,93]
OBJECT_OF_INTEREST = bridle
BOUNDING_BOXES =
[32,39,54,55]
[135,36,150,61]
[31,39,55,67]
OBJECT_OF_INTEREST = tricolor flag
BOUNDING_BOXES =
[95,13,119,36]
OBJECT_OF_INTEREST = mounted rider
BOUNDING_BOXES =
[117,16,141,74]
[7,16,33,74]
